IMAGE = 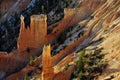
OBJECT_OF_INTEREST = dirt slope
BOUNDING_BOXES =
[84,0,120,79]
[0,0,120,80]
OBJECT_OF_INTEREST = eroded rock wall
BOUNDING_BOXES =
[83,0,120,79]
[18,15,47,52]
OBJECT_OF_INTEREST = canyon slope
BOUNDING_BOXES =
[0,0,31,23]
[0,0,120,80]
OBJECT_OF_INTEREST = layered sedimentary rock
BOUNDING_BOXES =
[1,0,120,80]
[30,15,47,44]
[41,45,75,80]
[89,0,120,79]
[42,45,54,80]
[0,0,16,16]
[77,0,120,79]
[0,0,31,23]
[18,14,47,52]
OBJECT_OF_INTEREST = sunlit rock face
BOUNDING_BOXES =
[0,0,120,80]
[18,14,47,52]
[84,0,120,79]
[41,45,75,80]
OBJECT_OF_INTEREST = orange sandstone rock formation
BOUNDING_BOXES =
[41,45,75,80]
[18,14,47,52]
[0,7,89,78]
[0,0,108,79]
[42,45,54,80]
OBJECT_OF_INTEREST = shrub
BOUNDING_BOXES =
[29,56,35,66]
[24,74,29,80]
[73,47,107,80]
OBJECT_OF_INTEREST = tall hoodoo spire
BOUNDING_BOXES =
[30,14,47,44]
[18,14,48,52]
[42,44,54,80]
[20,15,25,30]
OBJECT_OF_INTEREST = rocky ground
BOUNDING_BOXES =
[0,0,74,52]
[82,0,120,79]
[0,0,120,80]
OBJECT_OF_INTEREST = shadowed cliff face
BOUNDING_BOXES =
[0,0,31,23]
[0,0,120,80]
[0,0,16,15]
[0,0,17,20]
[0,0,32,52]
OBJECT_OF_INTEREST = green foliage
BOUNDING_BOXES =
[64,63,70,70]
[24,74,29,80]
[73,47,107,80]
[74,49,85,77]
[29,56,35,66]
[16,77,19,80]
[77,71,85,80]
